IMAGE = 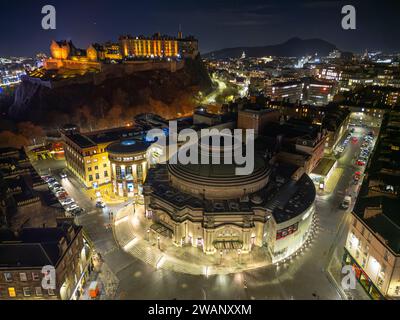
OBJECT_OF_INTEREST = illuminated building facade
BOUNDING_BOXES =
[343,111,400,300]
[267,80,304,104]
[45,40,100,71]
[107,140,150,197]
[119,33,198,59]
[0,221,91,300]
[61,128,145,189]
[345,205,400,300]
[144,136,316,261]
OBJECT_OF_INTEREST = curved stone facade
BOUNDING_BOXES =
[144,145,317,261]
[107,140,150,197]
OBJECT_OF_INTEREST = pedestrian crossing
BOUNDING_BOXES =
[127,241,161,268]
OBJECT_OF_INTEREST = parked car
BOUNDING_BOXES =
[56,191,68,198]
[50,183,61,190]
[60,198,75,206]
[356,160,365,166]
[71,208,85,216]
[60,172,67,179]
[53,187,65,194]
[66,204,80,212]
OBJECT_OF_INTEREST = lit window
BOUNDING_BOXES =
[35,287,43,296]
[8,287,16,297]
[19,273,27,282]
[48,289,55,296]
[23,287,31,297]
[32,273,39,281]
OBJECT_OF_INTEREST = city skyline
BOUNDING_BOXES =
[1,0,400,57]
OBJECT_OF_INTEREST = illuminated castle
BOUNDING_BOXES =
[119,32,198,59]
[43,32,198,71]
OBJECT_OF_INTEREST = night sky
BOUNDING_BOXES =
[1,0,400,57]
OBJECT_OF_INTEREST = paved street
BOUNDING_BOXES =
[30,114,381,300]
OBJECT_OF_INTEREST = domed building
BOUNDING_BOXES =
[107,139,151,197]
[144,135,317,262]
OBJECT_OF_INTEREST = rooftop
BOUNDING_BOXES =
[312,158,336,176]
[0,222,82,269]
[353,196,400,254]
[107,139,151,155]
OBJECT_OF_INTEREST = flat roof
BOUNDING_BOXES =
[312,158,336,176]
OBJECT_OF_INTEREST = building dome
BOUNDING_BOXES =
[167,134,270,200]
[107,139,150,156]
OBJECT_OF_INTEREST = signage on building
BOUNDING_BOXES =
[276,222,299,240]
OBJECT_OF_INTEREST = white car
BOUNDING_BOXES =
[53,187,65,194]
[66,204,79,212]
[61,198,75,206]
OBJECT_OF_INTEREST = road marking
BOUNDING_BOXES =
[115,216,129,226]
[156,255,166,269]
[123,238,138,251]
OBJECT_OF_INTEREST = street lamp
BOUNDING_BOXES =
[147,229,150,242]
[157,236,161,250]
[237,249,241,264]
[220,250,223,265]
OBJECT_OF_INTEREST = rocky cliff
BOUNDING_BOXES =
[10,55,212,130]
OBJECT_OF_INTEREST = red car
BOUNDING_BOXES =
[356,160,365,166]
[352,137,358,143]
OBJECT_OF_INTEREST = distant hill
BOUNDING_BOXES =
[204,37,338,59]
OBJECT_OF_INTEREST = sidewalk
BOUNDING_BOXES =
[79,255,119,300]
[317,167,344,198]
[326,247,370,300]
